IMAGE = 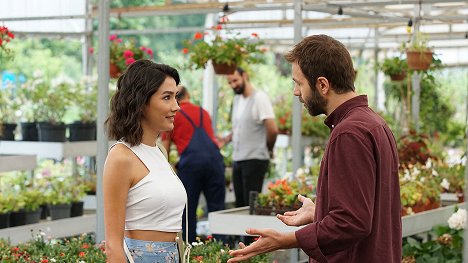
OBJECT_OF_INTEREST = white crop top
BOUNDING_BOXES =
[112,141,187,232]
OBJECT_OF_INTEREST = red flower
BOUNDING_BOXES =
[88,47,94,54]
[7,31,14,39]
[125,57,136,65]
[79,251,86,257]
[251,33,259,38]
[59,252,65,257]
[216,24,223,30]
[207,235,213,239]
[193,32,203,40]
[182,48,189,54]
[123,50,134,58]
[82,243,89,249]
[195,256,204,262]
[140,46,147,51]
[41,259,49,263]
[109,34,117,41]
[146,48,153,56]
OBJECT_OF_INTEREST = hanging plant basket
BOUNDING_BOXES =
[212,62,237,75]
[390,72,407,81]
[406,50,433,71]
[109,63,121,78]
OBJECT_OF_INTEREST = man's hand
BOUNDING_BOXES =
[277,194,315,226]
[227,229,296,263]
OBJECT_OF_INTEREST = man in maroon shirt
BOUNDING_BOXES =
[228,35,401,262]
[161,85,225,242]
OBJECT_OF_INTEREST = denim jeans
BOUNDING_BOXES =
[124,237,179,263]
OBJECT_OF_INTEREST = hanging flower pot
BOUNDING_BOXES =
[109,63,121,78]
[390,72,407,81]
[406,50,433,70]
[212,62,237,75]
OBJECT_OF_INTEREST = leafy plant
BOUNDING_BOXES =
[183,26,266,70]
[257,178,312,209]
[21,189,46,212]
[0,193,15,214]
[0,83,20,123]
[380,57,408,76]
[72,76,98,123]
[189,236,269,263]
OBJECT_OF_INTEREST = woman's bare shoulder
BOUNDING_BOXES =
[104,144,136,176]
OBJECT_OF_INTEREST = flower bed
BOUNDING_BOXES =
[0,232,106,262]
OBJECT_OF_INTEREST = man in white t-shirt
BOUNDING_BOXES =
[225,67,278,208]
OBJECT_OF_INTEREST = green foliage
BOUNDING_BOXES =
[21,189,46,212]
[183,29,266,70]
[190,237,269,263]
[0,83,20,123]
[402,225,463,262]
[257,177,312,209]
[380,57,408,76]
[0,232,106,262]
[0,193,15,214]
[438,164,465,193]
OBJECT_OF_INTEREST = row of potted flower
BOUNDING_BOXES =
[0,176,89,229]
[0,75,102,142]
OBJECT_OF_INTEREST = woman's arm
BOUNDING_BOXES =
[103,145,134,263]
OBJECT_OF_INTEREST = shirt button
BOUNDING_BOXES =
[332,125,335,128]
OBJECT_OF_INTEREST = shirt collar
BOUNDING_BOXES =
[324,95,368,130]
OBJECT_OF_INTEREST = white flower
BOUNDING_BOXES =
[425,158,432,168]
[220,249,226,253]
[432,169,439,176]
[50,259,56,262]
[295,168,304,177]
[79,261,86,263]
[412,167,420,176]
[403,170,412,181]
[191,242,199,246]
[440,178,450,191]
[448,208,467,230]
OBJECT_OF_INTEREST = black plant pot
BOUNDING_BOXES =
[24,209,41,224]
[37,122,67,142]
[68,121,96,141]
[20,122,38,141]
[10,210,27,226]
[71,201,84,217]
[40,204,49,219]
[0,212,10,229]
[0,123,17,140]
[49,203,71,220]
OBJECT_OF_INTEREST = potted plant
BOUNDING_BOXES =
[0,193,14,229]
[68,76,98,141]
[439,163,465,202]
[108,34,154,78]
[380,57,408,81]
[404,33,433,71]
[16,73,49,141]
[0,83,20,140]
[68,177,89,217]
[0,25,15,65]
[34,77,74,142]
[254,178,312,216]
[183,27,266,74]
[45,177,73,220]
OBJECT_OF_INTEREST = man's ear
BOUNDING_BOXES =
[316,77,330,95]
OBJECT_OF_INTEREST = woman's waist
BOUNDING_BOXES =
[125,230,178,242]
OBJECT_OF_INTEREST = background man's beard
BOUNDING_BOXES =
[233,82,245,95]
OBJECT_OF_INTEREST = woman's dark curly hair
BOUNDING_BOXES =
[105,59,180,146]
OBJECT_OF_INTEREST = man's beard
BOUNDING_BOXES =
[304,87,327,116]
[233,81,245,95]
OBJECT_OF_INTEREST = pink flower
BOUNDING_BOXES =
[109,34,117,41]
[123,50,134,58]
[125,57,136,65]
[146,48,153,56]
[116,38,122,43]
[88,47,94,54]
[140,46,147,51]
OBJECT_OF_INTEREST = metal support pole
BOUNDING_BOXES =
[291,0,303,174]
[463,70,468,263]
[411,4,421,132]
[96,0,110,243]
[373,29,380,110]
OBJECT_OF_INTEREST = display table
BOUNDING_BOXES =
[209,204,464,263]
[0,141,101,159]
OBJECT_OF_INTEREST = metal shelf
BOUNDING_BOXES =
[0,214,96,245]
[0,154,37,173]
[0,141,101,159]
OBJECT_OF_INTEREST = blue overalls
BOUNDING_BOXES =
[177,107,225,242]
